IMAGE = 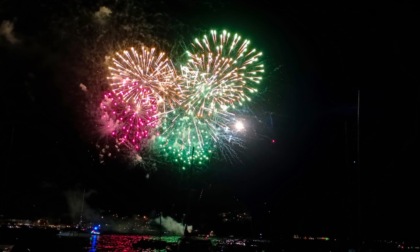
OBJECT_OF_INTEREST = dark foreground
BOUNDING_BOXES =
[1,227,418,251]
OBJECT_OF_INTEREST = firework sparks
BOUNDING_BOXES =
[152,112,247,170]
[107,46,181,114]
[149,29,264,169]
[92,29,265,171]
[181,29,264,116]
[98,90,158,153]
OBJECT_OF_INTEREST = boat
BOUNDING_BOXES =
[57,225,101,238]
[57,189,101,238]
[57,228,91,238]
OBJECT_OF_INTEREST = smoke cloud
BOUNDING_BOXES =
[0,20,20,44]
[153,215,185,235]
[64,189,99,223]
[93,6,112,25]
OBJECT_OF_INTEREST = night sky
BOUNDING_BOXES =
[1,0,419,241]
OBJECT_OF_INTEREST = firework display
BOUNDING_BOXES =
[108,46,182,114]
[97,30,264,171]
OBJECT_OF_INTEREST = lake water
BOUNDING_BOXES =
[0,229,181,251]
[0,228,272,251]
[2,227,408,251]
[89,234,200,251]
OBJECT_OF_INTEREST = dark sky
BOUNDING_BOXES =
[1,0,419,240]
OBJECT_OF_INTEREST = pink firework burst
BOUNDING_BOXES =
[98,88,159,153]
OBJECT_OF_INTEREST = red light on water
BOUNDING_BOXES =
[90,234,150,252]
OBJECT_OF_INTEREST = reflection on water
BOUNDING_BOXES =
[87,234,275,251]
[1,228,413,251]
[0,228,274,251]
[88,234,181,252]
[88,235,98,252]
